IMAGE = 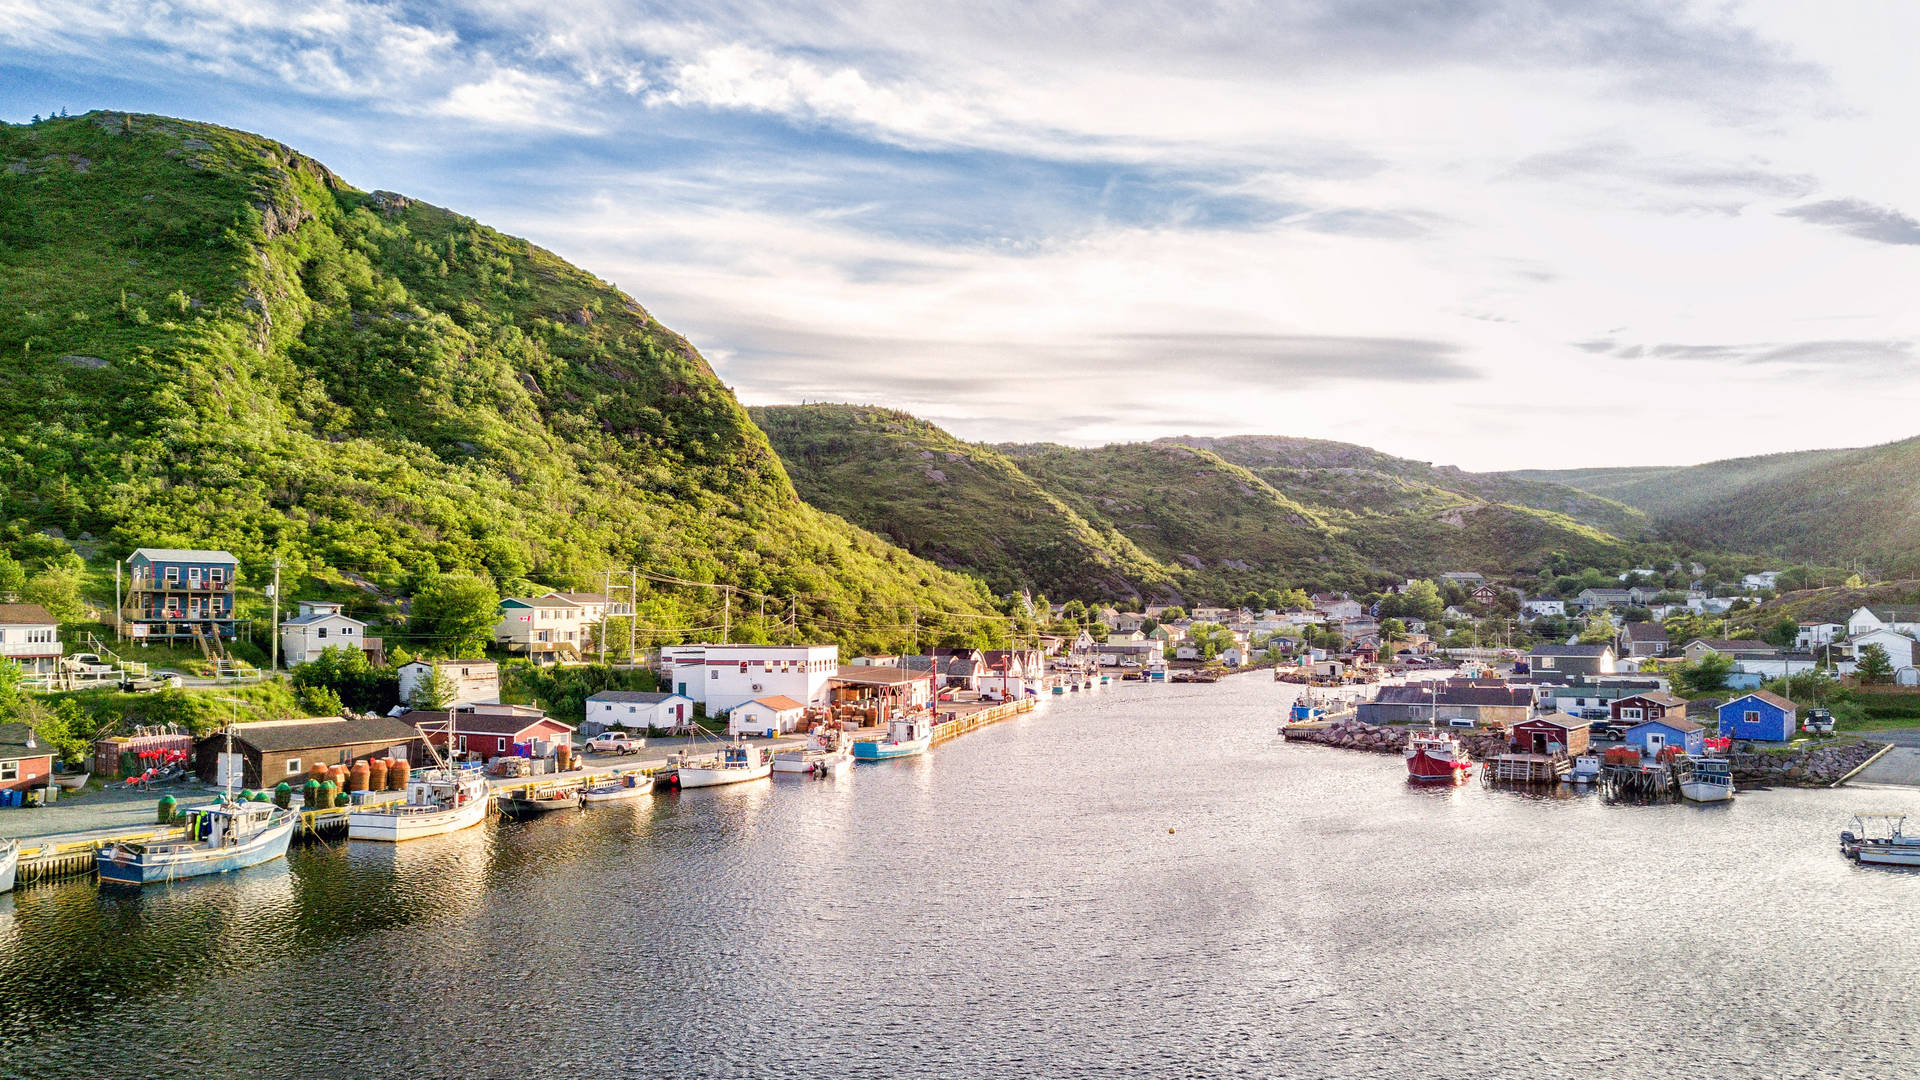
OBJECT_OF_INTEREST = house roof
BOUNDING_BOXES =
[1621,623,1668,641]
[744,695,806,712]
[0,603,56,625]
[129,548,237,564]
[833,664,931,687]
[501,594,578,609]
[205,716,423,754]
[1529,644,1613,657]
[1618,691,1690,708]
[1867,608,1920,623]
[282,610,366,627]
[1723,690,1796,712]
[0,722,51,758]
[1624,716,1704,734]
[550,592,609,604]
[410,708,573,737]
[401,659,498,674]
[1687,638,1777,654]
[1519,715,1594,731]
[1376,685,1534,707]
[586,691,683,704]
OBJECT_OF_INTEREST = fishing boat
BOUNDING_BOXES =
[675,742,773,788]
[580,773,655,803]
[1405,729,1473,784]
[1566,755,1603,784]
[773,726,852,777]
[0,837,17,893]
[348,714,490,842]
[497,787,582,815]
[1677,757,1735,803]
[1287,692,1328,724]
[853,717,932,761]
[97,797,296,886]
[1841,814,1920,866]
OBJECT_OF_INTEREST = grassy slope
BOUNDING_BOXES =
[751,405,1168,601]
[0,113,997,651]
[1514,438,1920,576]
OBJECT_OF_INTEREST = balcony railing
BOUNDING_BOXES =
[0,639,61,657]
[130,578,233,592]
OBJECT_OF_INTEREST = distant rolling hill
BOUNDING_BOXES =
[1513,437,1920,576]
[757,405,1659,603]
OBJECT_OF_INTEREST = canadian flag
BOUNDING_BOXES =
[519,615,531,622]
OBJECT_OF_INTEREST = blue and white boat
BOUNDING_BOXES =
[97,797,296,886]
[853,717,931,761]
[0,837,17,893]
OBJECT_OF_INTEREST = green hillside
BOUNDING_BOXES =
[0,112,999,651]
[1514,438,1920,576]
[750,404,1169,600]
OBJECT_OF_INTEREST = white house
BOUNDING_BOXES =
[0,603,62,676]
[1796,622,1844,650]
[1839,629,1918,679]
[728,695,806,737]
[583,690,694,735]
[279,600,370,668]
[1219,645,1245,667]
[1742,571,1781,591]
[397,659,500,708]
[659,643,837,714]
[493,591,632,660]
[1848,607,1920,638]
[1521,598,1566,619]
[1310,594,1363,621]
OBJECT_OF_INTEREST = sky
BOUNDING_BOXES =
[4,0,1918,470]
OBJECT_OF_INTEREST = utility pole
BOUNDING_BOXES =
[760,595,766,640]
[269,558,282,672]
[722,587,731,645]
[601,568,610,665]
[628,568,638,665]
[114,561,122,643]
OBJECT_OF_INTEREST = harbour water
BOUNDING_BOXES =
[3,676,1919,1077]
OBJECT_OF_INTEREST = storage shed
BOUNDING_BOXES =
[1509,715,1592,757]
[728,695,806,737]
[1717,691,1797,743]
[192,716,422,790]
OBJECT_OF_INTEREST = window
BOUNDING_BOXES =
[1620,708,1643,721]
[711,670,719,680]
[164,565,180,583]
[456,735,467,752]
[210,567,225,584]
[317,627,328,639]
[189,567,202,586]
[1745,710,1761,726]
[286,758,302,776]
[0,760,15,781]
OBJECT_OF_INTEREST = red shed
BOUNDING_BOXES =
[1509,715,1591,757]
[0,722,55,793]
[1610,692,1689,726]
[415,705,575,762]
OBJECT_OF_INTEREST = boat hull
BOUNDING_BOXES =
[580,777,655,803]
[677,761,773,788]
[1851,843,1920,866]
[96,814,295,886]
[500,793,581,814]
[1680,781,1734,803]
[347,790,491,842]
[853,736,931,761]
[0,840,16,893]
[773,750,851,775]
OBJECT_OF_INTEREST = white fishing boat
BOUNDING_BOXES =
[0,837,17,893]
[1841,814,1920,866]
[1566,755,1603,784]
[580,772,655,803]
[1677,757,1735,802]
[349,714,491,841]
[98,797,297,886]
[853,716,932,761]
[675,742,772,788]
[773,726,853,777]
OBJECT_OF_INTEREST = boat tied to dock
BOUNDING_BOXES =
[853,717,931,761]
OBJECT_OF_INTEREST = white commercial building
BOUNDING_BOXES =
[659,644,838,715]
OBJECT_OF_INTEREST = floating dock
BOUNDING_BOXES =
[932,698,1035,745]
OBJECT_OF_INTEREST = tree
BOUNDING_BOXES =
[22,552,88,623]
[408,664,457,710]
[410,572,499,657]
[1857,643,1895,685]
[0,551,23,601]
[292,645,399,712]
[1577,615,1616,645]
[1383,580,1443,622]
[1674,652,1735,696]
[1186,622,1235,660]
[1765,616,1799,648]
[298,684,346,716]
[1160,606,1187,621]
[1380,617,1407,641]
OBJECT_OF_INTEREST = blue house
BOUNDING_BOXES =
[125,548,240,642]
[1623,717,1705,758]
[1717,691,1797,743]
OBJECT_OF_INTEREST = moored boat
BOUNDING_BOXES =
[1677,757,1735,802]
[853,717,931,761]
[348,768,491,841]
[1405,730,1473,784]
[97,798,296,886]
[0,837,17,893]
[773,727,852,777]
[1567,755,1603,784]
[1840,814,1920,865]
[51,771,90,791]
[675,742,773,788]
[498,788,582,815]
[580,773,655,803]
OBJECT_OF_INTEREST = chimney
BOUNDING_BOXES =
[24,726,36,750]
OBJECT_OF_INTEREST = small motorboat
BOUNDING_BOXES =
[51,771,90,791]
[580,773,655,803]
[97,798,297,886]
[773,726,853,777]
[0,837,17,894]
[1841,814,1920,866]
[1566,755,1603,784]
[498,788,583,815]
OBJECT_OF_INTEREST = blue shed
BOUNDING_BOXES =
[1623,717,1705,758]
[1717,691,1797,743]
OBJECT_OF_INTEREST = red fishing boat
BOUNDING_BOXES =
[1405,730,1473,784]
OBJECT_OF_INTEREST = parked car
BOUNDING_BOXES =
[1588,722,1624,742]
[1802,709,1836,735]
[1445,717,1477,730]
[1580,707,1612,721]
[585,730,645,755]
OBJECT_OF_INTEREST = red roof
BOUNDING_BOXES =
[744,695,806,712]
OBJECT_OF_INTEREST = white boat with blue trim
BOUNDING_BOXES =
[97,797,296,886]
[0,837,18,893]
[853,717,931,761]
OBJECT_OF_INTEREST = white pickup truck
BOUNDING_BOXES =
[585,731,645,755]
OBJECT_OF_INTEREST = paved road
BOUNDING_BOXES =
[1859,726,1920,748]
[1850,746,1920,788]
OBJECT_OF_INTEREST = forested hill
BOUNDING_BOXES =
[0,113,998,648]
[758,405,1664,604]
[1511,436,1920,577]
